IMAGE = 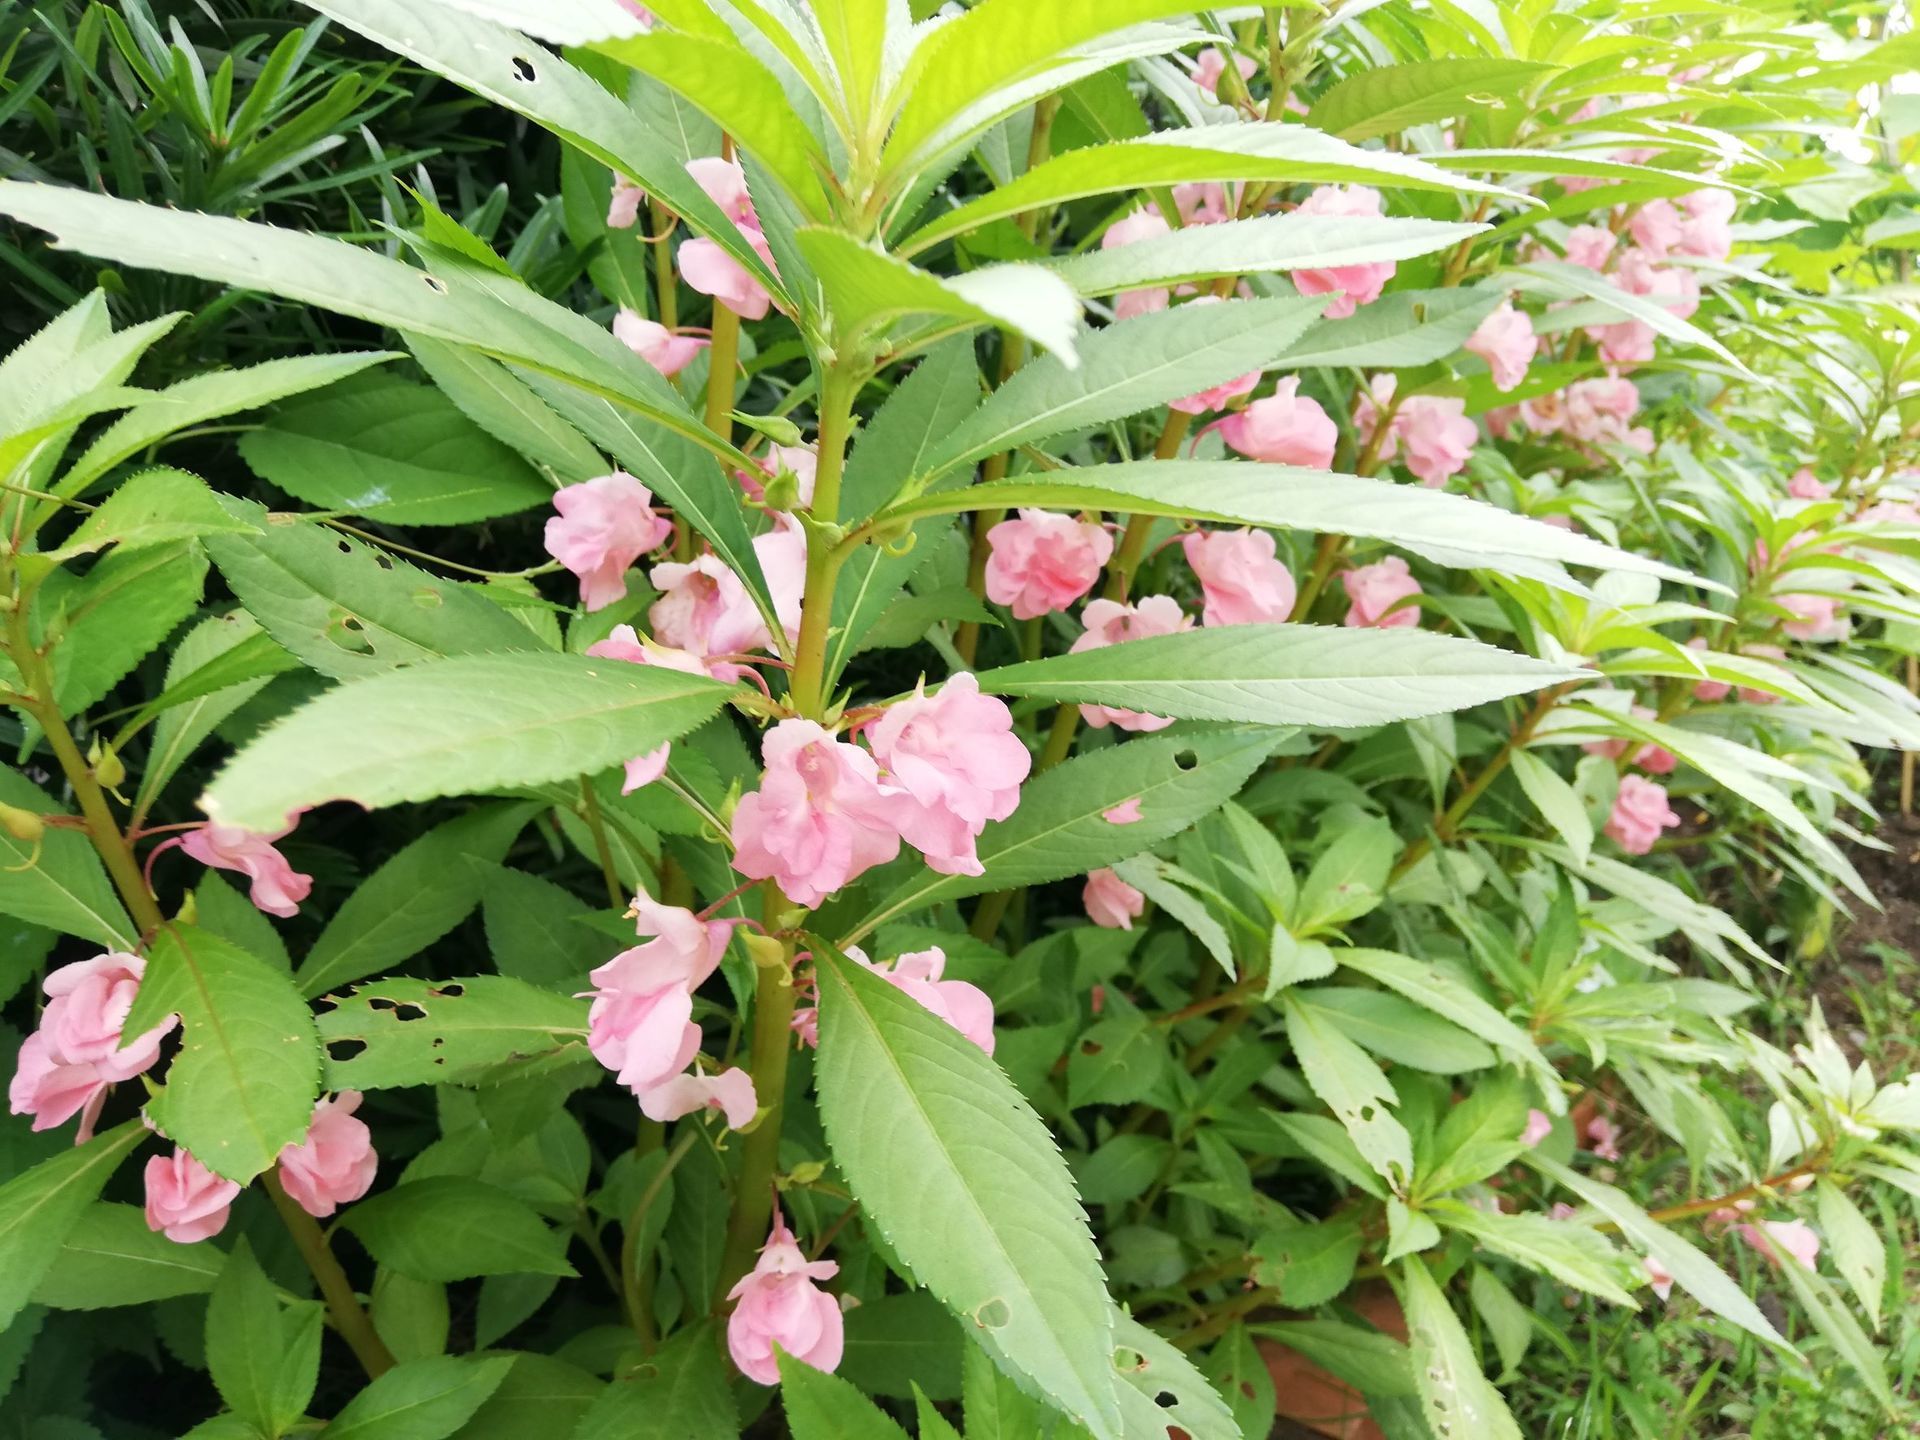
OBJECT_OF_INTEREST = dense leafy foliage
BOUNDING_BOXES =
[3,1,1920,1437]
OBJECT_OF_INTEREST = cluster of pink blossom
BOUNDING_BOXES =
[584,893,757,1128]
[1340,555,1423,629]
[9,952,174,1140]
[790,944,995,1054]
[1604,774,1682,855]
[726,1209,843,1384]
[1581,704,1677,775]
[1354,375,1480,488]
[731,674,1030,902]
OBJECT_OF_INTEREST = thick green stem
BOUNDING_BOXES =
[264,1171,395,1379]
[648,197,679,332]
[715,916,799,1301]
[703,306,742,447]
[786,362,861,716]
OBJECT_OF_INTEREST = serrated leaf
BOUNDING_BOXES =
[325,1355,515,1440]
[1816,1179,1886,1330]
[1397,1256,1525,1440]
[342,1178,577,1282]
[206,1241,323,1439]
[1282,991,1412,1189]
[122,926,321,1182]
[0,767,135,949]
[200,652,733,832]
[406,336,606,483]
[1307,59,1560,141]
[1775,1247,1896,1414]
[847,726,1278,941]
[1431,1201,1638,1305]
[315,975,587,1089]
[136,611,285,812]
[1314,988,1495,1074]
[813,940,1125,1438]
[41,539,207,716]
[1335,949,1557,1095]
[0,1121,146,1330]
[1508,749,1594,868]
[779,1352,911,1440]
[55,467,259,559]
[31,1203,224,1310]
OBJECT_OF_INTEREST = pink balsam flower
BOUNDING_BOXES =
[1289,187,1397,318]
[1340,556,1422,629]
[544,472,674,613]
[1737,1218,1820,1272]
[1465,299,1538,391]
[1193,47,1256,96]
[1072,596,1192,732]
[1521,1109,1554,1147]
[678,156,779,320]
[1213,379,1337,468]
[182,819,311,919]
[867,674,1029,877]
[1644,1254,1676,1302]
[1604,775,1680,855]
[984,510,1113,620]
[649,554,773,680]
[639,1066,757,1129]
[1182,529,1296,627]
[1102,208,1174,320]
[9,952,175,1141]
[726,1211,842,1385]
[587,895,737,1097]
[1084,868,1145,930]
[1563,225,1618,271]
[730,721,903,907]
[145,1147,240,1244]
[865,947,996,1054]
[606,174,644,229]
[1787,467,1832,500]
[277,1091,377,1219]
[613,310,708,377]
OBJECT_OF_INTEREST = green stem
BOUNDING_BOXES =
[715,917,799,1302]
[577,777,626,910]
[703,306,742,449]
[621,1126,697,1346]
[264,1171,395,1379]
[648,197,679,332]
[786,362,861,716]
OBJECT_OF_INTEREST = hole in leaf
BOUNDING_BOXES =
[422,274,448,295]
[393,1002,428,1022]
[1112,1346,1146,1373]
[430,982,465,997]
[1153,1390,1178,1409]
[1080,1040,1103,1056]
[326,1038,367,1062]
[367,996,398,1012]
[373,552,395,571]
[1173,749,1198,771]
[510,55,536,81]
[337,538,354,554]
[972,1297,1010,1330]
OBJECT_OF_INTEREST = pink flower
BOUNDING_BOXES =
[1737,1218,1819,1272]
[730,721,903,907]
[1172,182,1235,226]
[1629,199,1684,258]
[1604,775,1680,855]
[679,156,779,320]
[1586,1116,1622,1161]
[607,175,644,229]
[612,310,708,378]
[1465,300,1538,391]
[1103,798,1143,824]
[1677,188,1736,262]
[1737,643,1787,705]
[277,1091,377,1219]
[1170,303,1262,413]
[1561,377,1643,446]
[639,1066,757,1128]
[544,472,674,612]
[1289,187,1397,318]
[181,819,311,919]
[1083,868,1145,930]
[1193,47,1256,96]
[1788,467,1832,500]
[726,1210,842,1385]
[586,625,710,788]
[1521,1109,1553,1147]
[867,674,1029,877]
[1643,1255,1675,1301]
[823,946,996,1054]
[984,510,1113,620]
[144,1148,241,1244]
[1213,379,1337,467]
[1563,225,1618,271]
[1393,395,1478,487]
[1181,528,1296,627]
[1341,556,1422,629]
[1581,705,1676,774]
[1687,636,1732,702]
[587,895,737,1096]
[9,953,176,1141]
[738,444,818,507]
[1103,208,1173,320]
[754,513,808,645]
[1072,596,1192,731]
[1781,592,1848,642]
[1548,1202,1579,1221]
[649,554,773,680]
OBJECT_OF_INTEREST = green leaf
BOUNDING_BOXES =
[0,767,135,950]
[205,517,542,680]
[796,228,1081,361]
[1268,287,1505,370]
[1815,1179,1886,1330]
[1110,1313,1242,1440]
[1774,1248,1896,1414]
[322,1355,516,1440]
[315,975,587,1090]
[297,804,536,997]
[1282,991,1413,1189]
[481,866,622,990]
[880,460,1694,586]
[1508,749,1594,868]
[1252,1212,1363,1307]
[1396,1256,1524,1440]
[1111,856,1234,978]
[839,1291,963,1401]
[1430,1201,1638,1305]
[779,1351,911,1440]
[1049,214,1486,297]
[42,539,208,716]
[341,1179,577,1282]
[1469,1266,1533,1382]
[1306,989,1497,1074]
[123,926,321,1182]
[814,0,888,124]
[56,353,395,500]
[456,1354,601,1440]
[1295,820,1395,933]
[847,726,1279,942]
[920,298,1326,480]
[238,376,553,525]
[406,336,606,484]
[54,467,259,560]
[1307,60,1560,141]
[136,612,287,813]
[1203,1326,1274,1440]
[569,1323,737,1439]
[1511,260,1747,372]
[1248,1319,1414,1397]
[206,1240,324,1439]
[1068,1007,1175,1109]
[31,1203,224,1309]
[976,626,1574,730]
[812,940,1125,1438]
[1334,949,1557,1094]
[1417,1074,1530,1198]
[1527,1156,1789,1351]
[0,1121,146,1329]
[199,652,733,833]
[962,1338,1047,1440]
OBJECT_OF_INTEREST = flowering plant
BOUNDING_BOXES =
[2,1,1919,1436]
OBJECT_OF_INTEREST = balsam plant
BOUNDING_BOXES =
[1,1,1919,1437]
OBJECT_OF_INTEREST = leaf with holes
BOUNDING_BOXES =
[316,976,588,1089]
[122,927,321,1182]
[813,940,1126,1438]
[54,467,259,560]
[1396,1255,1524,1440]
[200,652,734,832]
[1282,990,1413,1190]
